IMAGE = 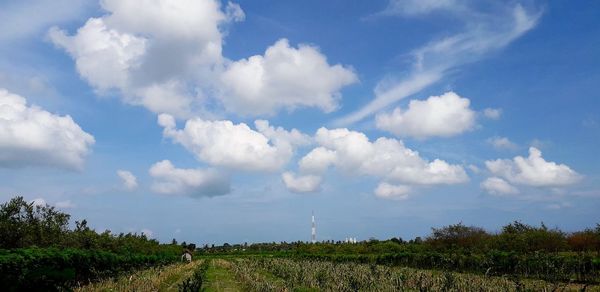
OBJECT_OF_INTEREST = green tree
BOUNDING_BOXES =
[0,196,70,248]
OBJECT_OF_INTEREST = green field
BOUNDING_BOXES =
[75,256,600,291]
[3,196,600,291]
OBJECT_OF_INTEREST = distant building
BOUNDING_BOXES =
[181,250,192,262]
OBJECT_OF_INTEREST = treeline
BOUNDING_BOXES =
[200,222,600,283]
[0,196,190,291]
[201,221,600,255]
[425,221,600,253]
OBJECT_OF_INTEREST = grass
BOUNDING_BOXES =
[201,259,243,292]
[74,261,201,292]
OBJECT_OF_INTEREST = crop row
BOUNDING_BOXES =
[286,251,600,283]
[228,257,599,291]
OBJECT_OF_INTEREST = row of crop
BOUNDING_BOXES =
[289,251,600,283]
[0,247,179,291]
[228,257,594,291]
[178,260,209,292]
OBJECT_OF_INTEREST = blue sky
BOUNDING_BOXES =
[1,0,599,245]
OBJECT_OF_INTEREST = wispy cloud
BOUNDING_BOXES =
[487,136,518,151]
[335,2,542,126]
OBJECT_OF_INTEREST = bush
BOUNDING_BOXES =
[0,247,178,291]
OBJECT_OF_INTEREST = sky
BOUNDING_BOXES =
[1,0,599,245]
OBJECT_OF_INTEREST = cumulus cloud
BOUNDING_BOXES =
[480,177,519,196]
[485,147,581,188]
[483,108,502,120]
[375,92,476,139]
[336,3,540,125]
[50,1,355,118]
[254,119,312,147]
[487,136,518,150]
[117,170,138,190]
[296,127,468,187]
[48,0,231,118]
[0,89,95,169]
[281,172,321,193]
[299,147,337,174]
[374,182,410,200]
[48,18,147,92]
[220,39,357,116]
[149,160,230,197]
[159,114,308,172]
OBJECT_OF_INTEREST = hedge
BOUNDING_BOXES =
[0,247,179,291]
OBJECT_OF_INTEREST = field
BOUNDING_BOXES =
[75,256,600,291]
[3,197,600,291]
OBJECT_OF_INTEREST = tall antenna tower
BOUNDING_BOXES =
[311,211,316,243]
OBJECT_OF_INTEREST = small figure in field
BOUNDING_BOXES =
[181,250,192,262]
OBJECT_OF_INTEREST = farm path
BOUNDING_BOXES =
[202,259,243,292]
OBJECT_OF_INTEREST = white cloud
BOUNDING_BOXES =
[159,114,307,172]
[140,228,154,238]
[48,18,147,92]
[299,147,337,174]
[49,0,231,118]
[375,92,476,139]
[487,136,518,150]
[336,3,540,125]
[297,127,468,186]
[117,170,138,190]
[483,108,502,120]
[50,1,355,118]
[0,89,95,169]
[31,198,47,207]
[254,120,312,148]
[149,160,230,198]
[225,1,245,22]
[377,0,459,17]
[31,198,75,209]
[485,147,581,187]
[467,164,480,174]
[374,182,410,200]
[480,177,519,196]
[220,39,357,116]
[55,200,76,209]
[281,172,321,193]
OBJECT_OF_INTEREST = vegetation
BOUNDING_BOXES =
[202,222,600,284]
[3,195,600,290]
[227,257,600,291]
[75,260,202,292]
[178,260,209,292]
[0,196,192,291]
